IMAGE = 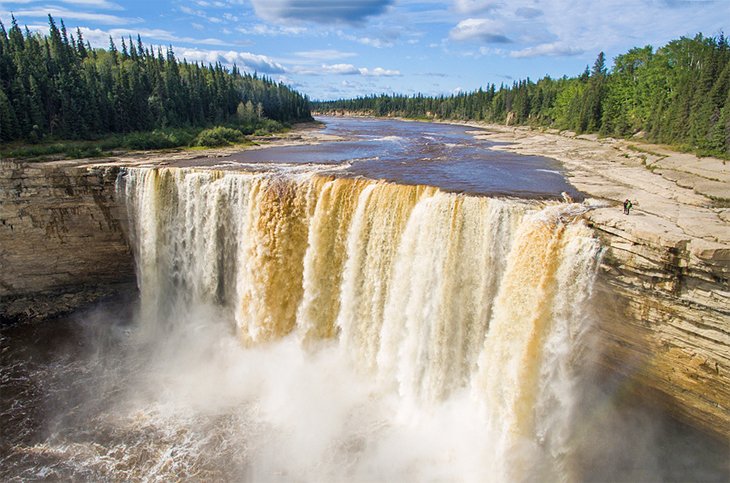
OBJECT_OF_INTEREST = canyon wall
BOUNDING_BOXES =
[0,160,135,323]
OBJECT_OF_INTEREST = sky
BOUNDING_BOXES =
[0,0,728,100]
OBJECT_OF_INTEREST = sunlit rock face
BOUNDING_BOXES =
[0,161,135,322]
[587,213,730,439]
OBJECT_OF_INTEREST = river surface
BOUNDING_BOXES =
[2,117,728,482]
[199,116,582,199]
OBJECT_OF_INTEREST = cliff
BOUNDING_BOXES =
[0,160,136,323]
[589,211,728,440]
[472,124,729,440]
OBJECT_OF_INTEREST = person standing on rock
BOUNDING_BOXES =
[623,199,633,215]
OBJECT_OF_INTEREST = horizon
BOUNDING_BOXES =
[0,0,728,101]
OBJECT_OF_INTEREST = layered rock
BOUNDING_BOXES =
[471,124,729,441]
[587,210,729,440]
[0,160,135,323]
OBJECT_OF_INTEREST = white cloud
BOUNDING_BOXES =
[478,46,506,56]
[336,29,399,48]
[292,63,400,77]
[73,26,229,47]
[321,63,360,75]
[453,0,498,14]
[10,6,141,25]
[449,18,511,43]
[293,49,356,61]
[177,48,287,73]
[179,5,224,24]
[359,66,400,76]
[235,24,307,36]
[357,36,393,48]
[446,0,730,60]
[59,0,123,11]
[510,41,583,58]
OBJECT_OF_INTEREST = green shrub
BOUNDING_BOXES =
[123,129,196,150]
[194,126,244,147]
[66,146,104,158]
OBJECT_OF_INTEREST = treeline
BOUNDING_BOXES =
[0,15,312,143]
[316,34,730,157]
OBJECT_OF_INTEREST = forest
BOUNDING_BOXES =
[316,34,730,157]
[0,15,312,150]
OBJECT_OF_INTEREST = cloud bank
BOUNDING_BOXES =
[177,48,287,74]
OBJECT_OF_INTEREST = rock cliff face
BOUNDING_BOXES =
[586,210,729,440]
[0,160,136,323]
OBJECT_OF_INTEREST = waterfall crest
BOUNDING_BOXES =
[120,166,601,480]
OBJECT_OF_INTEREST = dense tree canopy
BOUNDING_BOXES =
[0,15,312,143]
[316,34,730,157]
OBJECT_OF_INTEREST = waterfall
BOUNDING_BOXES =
[119,166,601,481]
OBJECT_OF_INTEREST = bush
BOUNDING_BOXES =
[254,119,284,135]
[193,126,244,147]
[123,129,196,150]
[2,142,105,159]
[66,146,104,158]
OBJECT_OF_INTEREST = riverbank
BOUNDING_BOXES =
[83,120,341,168]
[462,122,729,254]
[0,120,327,163]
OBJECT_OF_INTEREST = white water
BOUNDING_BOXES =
[114,166,602,481]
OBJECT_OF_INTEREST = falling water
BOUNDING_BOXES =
[113,166,603,481]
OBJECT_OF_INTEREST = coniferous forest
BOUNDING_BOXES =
[316,34,730,157]
[0,15,312,147]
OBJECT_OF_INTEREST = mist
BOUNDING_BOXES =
[3,295,727,482]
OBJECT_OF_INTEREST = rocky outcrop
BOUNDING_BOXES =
[469,122,729,441]
[0,160,136,323]
[587,210,729,440]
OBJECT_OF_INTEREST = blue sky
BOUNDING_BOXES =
[1,0,727,100]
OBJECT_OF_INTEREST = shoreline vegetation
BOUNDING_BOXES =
[314,34,730,160]
[0,15,313,160]
[1,119,292,161]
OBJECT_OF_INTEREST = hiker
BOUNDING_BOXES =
[623,199,633,215]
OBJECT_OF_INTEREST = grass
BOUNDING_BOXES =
[627,144,666,159]
[675,143,730,160]
[0,119,288,161]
